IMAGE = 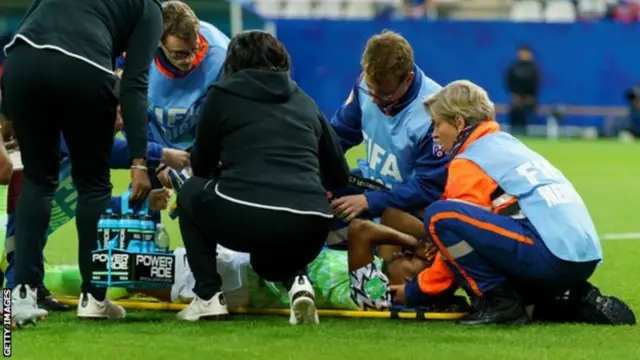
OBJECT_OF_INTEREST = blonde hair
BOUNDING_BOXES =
[423,80,495,126]
[161,1,200,44]
[361,30,414,86]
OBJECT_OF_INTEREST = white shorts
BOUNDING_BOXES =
[170,246,252,308]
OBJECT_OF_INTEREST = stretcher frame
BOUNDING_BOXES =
[56,296,466,320]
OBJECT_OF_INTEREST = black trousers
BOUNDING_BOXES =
[508,102,536,136]
[177,177,331,300]
[3,45,117,299]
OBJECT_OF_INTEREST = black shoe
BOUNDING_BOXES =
[409,289,471,313]
[569,282,636,325]
[421,295,471,313]
[458,284,530,325]
[531,294,575,323]
[37,285,71,312]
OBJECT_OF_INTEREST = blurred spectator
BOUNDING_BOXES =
[401,0,437,18]
[619,85,640,139]
[608,0,640,22]
[505,45,540,136]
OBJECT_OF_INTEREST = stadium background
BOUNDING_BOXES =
[2,0,640,134]
[1,1,640,359]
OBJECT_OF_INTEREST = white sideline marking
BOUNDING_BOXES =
[601,233,640,241]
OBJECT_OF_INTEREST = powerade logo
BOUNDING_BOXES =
[92,253,129,270]
[136,255,173,279]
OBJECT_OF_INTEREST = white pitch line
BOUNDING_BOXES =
[601,233,640,241]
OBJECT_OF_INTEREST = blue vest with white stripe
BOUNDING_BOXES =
[457,131,602,263]
[147,21,229,150]
[357,68,441,189]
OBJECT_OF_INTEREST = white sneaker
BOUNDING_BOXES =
[77,293,126,320]
[288,276,319,325]
[177,292,229,321]
[11,285,48,328]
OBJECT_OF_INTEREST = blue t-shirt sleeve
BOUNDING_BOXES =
[115,54,126,72]
[364,128,449,216]
[110,137,163,169]
[330,81,363,153]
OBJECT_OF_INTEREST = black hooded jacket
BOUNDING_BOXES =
[191,69,349,217]
[4,0,162,160]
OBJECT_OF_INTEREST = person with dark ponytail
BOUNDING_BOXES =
[176,30,349,324]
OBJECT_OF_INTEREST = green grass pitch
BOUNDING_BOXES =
[13,139,640,359]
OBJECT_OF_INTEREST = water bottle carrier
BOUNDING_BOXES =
[91,191,174,290]
[91,247,175,290]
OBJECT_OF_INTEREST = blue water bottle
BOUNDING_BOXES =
[120,210,140,251]
[139,212,156,253]
[120,191,131,215]
[104,210,121,249]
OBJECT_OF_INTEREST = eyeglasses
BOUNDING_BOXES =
[161,44,201,60]
[359,75,410,103]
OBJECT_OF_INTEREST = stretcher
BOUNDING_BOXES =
[55,296,466,320]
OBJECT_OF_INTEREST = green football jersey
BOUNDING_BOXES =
[248,249,389,310]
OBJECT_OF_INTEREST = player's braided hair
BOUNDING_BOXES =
[223,30,291,76]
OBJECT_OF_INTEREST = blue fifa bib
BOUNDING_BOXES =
[357,69,441,189]
[458,132,603,263]
[147,21,229,150]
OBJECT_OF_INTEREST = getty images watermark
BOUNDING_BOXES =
[2,288,11,357]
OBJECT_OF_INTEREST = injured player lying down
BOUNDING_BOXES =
[44,206,633,324]
[44,209,465,314]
